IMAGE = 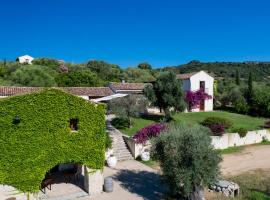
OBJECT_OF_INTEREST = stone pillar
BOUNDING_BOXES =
[83,166,103,195]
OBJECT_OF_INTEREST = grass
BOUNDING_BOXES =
[216,146,244,154]
[119,111,266,137]
[137,158,159,170]
[173,111,266,133]
[120,114,163,136]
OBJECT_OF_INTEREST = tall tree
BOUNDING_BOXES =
[143,71,186,120]
[151,124,221,199]
[235,69,240,85]
[247,72,253,104]
[137,62,152,70]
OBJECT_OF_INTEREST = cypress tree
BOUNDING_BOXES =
[235,69,240,85]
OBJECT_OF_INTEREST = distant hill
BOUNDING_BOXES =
[163,60,270,82]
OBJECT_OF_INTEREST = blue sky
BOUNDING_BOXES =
[0,0,270,67]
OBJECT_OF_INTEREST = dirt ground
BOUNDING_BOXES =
[221,144,270,176]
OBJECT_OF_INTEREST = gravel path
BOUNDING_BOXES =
[221,144,270,176]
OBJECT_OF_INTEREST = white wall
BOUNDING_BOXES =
[125,129,270,158]
[189,71,214,111]
[211,129,270,149]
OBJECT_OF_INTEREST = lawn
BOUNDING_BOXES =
[173,111,266,133]
[119,111,266,136]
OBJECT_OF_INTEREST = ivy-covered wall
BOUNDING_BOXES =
[0,89,105,192]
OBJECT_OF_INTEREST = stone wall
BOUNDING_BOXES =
[211,129,270,149]
[125,129,270,158]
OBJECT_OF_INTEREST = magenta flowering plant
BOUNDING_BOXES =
[133,123,167,144]
[209,124,225,136]
[185,89,212,110]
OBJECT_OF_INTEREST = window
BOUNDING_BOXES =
[69,118,78,131]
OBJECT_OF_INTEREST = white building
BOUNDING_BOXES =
[16,55,34,64]
[177,70,214,112]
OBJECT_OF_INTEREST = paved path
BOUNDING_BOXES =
[221,144,270,176]
[88,160,167,200]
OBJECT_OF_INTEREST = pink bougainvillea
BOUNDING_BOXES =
[185,89,212,110]
[133,123,167,144]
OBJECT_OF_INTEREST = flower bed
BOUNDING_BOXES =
[133,123,167,144]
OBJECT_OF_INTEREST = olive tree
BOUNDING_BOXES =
[109,95,147,127]
[151,124,221,199]
[143,71,186,120]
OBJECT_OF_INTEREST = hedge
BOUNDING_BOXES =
[0,88,106,193]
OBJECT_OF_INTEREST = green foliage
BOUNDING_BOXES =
[216,146,244,154]
[111,117,129,129]
[201,116,233,129]
[232,127,248,137]
[143,71,186,120]
[235,69,240,85]
[10,65,56,87]
[123,67,155,83]
[0,89,105,192]
[32,58,60,69]
[55,70,103,87]
[151,124,221,198]
[164,60,270,82]
[86,60,123,82]
[137,62,152,70]
[109,95,147,127]
[105,134,113,149]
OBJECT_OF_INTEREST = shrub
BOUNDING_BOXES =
[201,117,233,129]
[232,127,248,138]
[235,102,250,114]
[105,134,113,149]
[209,124,225,136]
[111,117,129,129]
[264,120,270,128]
[133,123,166,144]
[151,124,221,198]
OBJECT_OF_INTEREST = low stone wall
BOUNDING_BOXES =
[124,129,270,157]
[123,135,150,158]
[211,129,270,149]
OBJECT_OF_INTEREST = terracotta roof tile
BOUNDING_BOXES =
[0,86,114,97]
[109,83,146,91]
[176,72,197,80]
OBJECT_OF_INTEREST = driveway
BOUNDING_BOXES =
[221,144,270,176]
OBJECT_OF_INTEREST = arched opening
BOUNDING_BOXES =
[40,162,88,198]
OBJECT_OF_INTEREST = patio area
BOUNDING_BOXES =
[40,160,166,200]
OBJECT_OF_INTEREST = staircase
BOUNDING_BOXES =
[106,120,133,161]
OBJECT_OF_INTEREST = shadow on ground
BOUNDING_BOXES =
[113,169,168,200]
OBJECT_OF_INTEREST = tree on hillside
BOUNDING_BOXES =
[151,124,221,199]
[246,72,254,105]
[10,65,56,87]
[235,69,240,85]
[123,68,156,83]
[86,60,123,82]
[32,58,60,69]
[55,70,103,87]
[143,71,186,120]
[137,62,152,70]
[109,95,147,127]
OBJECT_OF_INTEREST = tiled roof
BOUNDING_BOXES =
[0,86,114,97]
[109,83,146,91]
[176,72,197,80]
[62,87,114,97]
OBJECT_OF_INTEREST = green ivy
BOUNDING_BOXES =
[0,89,105,193]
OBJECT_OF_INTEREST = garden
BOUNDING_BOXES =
[115,111,266,137]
